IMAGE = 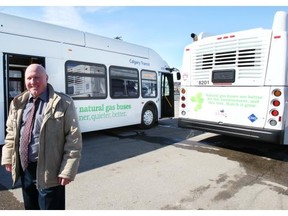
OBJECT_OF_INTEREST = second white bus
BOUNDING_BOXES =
[178,11,288,144]
[0,13,179,145]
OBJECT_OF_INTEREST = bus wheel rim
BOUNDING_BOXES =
[143,110,153,125]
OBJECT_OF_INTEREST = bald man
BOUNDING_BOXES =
[1,64,82,210]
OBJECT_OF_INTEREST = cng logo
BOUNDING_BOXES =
[191,92,204,112]
[248,114,258,123]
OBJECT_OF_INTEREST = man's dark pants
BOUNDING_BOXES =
[20,162,65,210]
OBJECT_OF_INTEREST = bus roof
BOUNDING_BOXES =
[0,12,152,59]
[194,11,287,42]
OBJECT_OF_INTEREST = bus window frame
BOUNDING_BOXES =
[109,66,140,99]
[65,60,107,100]
[141,70,157,98]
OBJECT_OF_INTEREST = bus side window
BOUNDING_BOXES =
[112,79,124,97]
[141,70,157,98]
[127,81,137,96]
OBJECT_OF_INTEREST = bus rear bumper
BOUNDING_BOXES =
[178,118,283,144]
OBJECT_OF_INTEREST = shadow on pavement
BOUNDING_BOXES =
[77,118,193,173]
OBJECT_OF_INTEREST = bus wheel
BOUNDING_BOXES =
[140,106,156,129]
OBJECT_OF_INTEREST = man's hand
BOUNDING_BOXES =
[58,177,71,186]
[5,164,12,172]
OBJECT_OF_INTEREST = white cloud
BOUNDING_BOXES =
[39,6,128,36]
[84,6,125,14]
[41,7,86,30]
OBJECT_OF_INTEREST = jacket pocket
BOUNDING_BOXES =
[46,111,64,132]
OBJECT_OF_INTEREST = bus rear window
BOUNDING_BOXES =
[212,69,235,83]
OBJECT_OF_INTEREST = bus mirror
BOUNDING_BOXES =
[176,72,181,80]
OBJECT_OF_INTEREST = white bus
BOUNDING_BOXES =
[178,11,288,144]
[0,13,179,145]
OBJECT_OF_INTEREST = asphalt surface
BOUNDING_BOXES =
[1,117,288,210]
[0,145,24,210]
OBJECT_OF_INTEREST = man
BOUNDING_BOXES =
[1,64,82,210]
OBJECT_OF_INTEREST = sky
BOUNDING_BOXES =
[0,4,288,71]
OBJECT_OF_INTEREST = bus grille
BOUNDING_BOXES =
[191,33,270,81]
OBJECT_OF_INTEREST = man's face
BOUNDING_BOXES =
[25,67,48,98]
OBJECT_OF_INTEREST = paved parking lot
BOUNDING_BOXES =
[2,117,288,210]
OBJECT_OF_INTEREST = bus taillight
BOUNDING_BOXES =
[181,103,186,108]
[181,96,186,101]
[272,100,280,107]
[273,89,282,97]
[181,88,186,94]
[269,119,277,126]
[181,111,186,116]
[271,109,279,116]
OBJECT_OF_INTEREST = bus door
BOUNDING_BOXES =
[3,53,45,121]
[161,72,174,118]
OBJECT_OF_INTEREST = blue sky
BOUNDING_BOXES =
[0,6,288,70]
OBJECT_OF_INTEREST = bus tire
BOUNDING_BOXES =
[140,105,156,129]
